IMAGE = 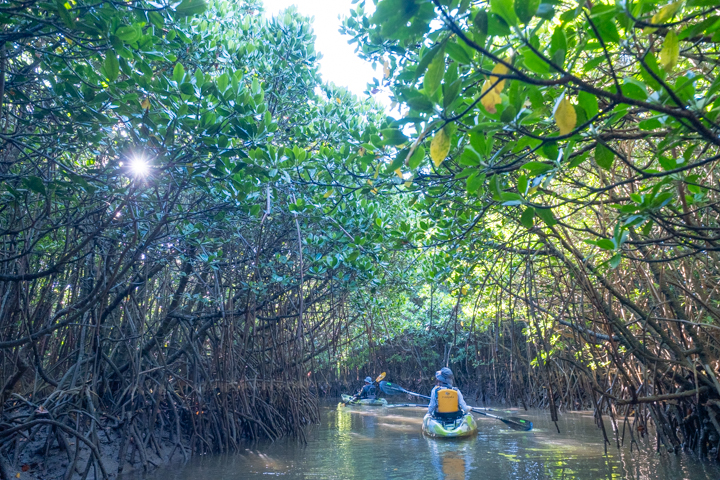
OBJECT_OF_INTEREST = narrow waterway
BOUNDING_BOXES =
[127,404,720,479]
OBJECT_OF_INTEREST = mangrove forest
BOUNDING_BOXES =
[3,0,720,477]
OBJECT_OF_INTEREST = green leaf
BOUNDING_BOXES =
[414,45,443,82]
[491,0,518,26]
[578,91,599,118]
[609,253,621,268]
[487,13,512,36]
[443,79,462,109]
[179,83,195,95]
[217,72,229,92]
[466,172,484,194]
[406,94,434,112]
[596,239,615,250]
[55,0,73,27]
[23,176,46,195]
[423,50,445,96]
[592,17,620,44]
[104,54,119,82]
[173,63,185,83]
[520,206,535,228]
[521,161,553,175]
[408,146,425,169]
[473,10,489,43]
[446,42,472,64]
[515,0,540,24]
[381,128,409,146]
[174,0,207,17]
[535,207,556,226]
[659,30,679,73]
[595,143,614,170]
[517,173,528,194]
[639,53,665,91]
[115,26,139,43]
[621,79,647,101]
[550,27,567,68]
[522,49,549,74]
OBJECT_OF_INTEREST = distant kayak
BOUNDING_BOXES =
[422,413,478,438]
[341,394,388,406]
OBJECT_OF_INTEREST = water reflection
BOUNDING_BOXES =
[427,438,473,480]
[125,406,720,480]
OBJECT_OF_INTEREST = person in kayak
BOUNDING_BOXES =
[353,376,378,401]
[428,367,470,420]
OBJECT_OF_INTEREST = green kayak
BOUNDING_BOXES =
[422,413,478,438]
[341,394,388,406]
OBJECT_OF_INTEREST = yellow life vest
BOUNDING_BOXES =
[437,388,459,413]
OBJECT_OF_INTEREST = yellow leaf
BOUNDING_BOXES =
[404,180,413,188]
[394,168,403,179]
[367,179,373,185]
[554,95,576,135]
[323,189,333,198]
[489,61,509,93]
[374,163,379,179]
[141,98,151,109]
[371,188,378,194]
[383,59,390,78]
[480,80,502,113]
[16,473,20,478]
[659,30,679,73]
[430,128,451,168]
[336,98,341,104]
[644,1,683,34]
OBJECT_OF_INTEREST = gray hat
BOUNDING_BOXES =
[435,367,454,385]
[364,376,372,383]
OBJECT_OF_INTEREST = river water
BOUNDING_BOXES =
[128,404,720,480]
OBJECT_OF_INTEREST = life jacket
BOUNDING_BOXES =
[434,387,462,420]
[359,384,376,399]
[437,388,459,413]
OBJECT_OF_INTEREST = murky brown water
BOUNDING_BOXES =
[127,404,720,479]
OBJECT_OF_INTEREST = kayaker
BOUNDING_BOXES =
[353,376,378,401]
[427,367,470,419]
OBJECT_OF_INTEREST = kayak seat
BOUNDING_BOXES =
[433,410,464,422]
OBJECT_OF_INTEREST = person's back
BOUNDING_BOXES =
[427,368,469,420]
[355,377,377,399]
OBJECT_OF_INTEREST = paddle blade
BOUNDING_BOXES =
[501,417,533,431]
[376,372,386,382]
[379,381,404,396]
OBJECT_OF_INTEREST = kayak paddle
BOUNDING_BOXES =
[469,408,533,431]
[385,403,429,408]
[342,372,387,406]
[379,381,532,431]
[379,381,430,400]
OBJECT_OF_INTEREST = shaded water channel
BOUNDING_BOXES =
[127,404,720,479]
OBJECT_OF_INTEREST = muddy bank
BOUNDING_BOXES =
[1,408,184,480]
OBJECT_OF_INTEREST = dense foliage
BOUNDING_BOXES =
[5,0,720,475]
[318,0,720,459]
[0,0,398,476]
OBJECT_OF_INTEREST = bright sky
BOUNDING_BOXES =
[262,0,390,108]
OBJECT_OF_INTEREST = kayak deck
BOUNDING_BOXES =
[341,394,388,406]
[422,413,478,438]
